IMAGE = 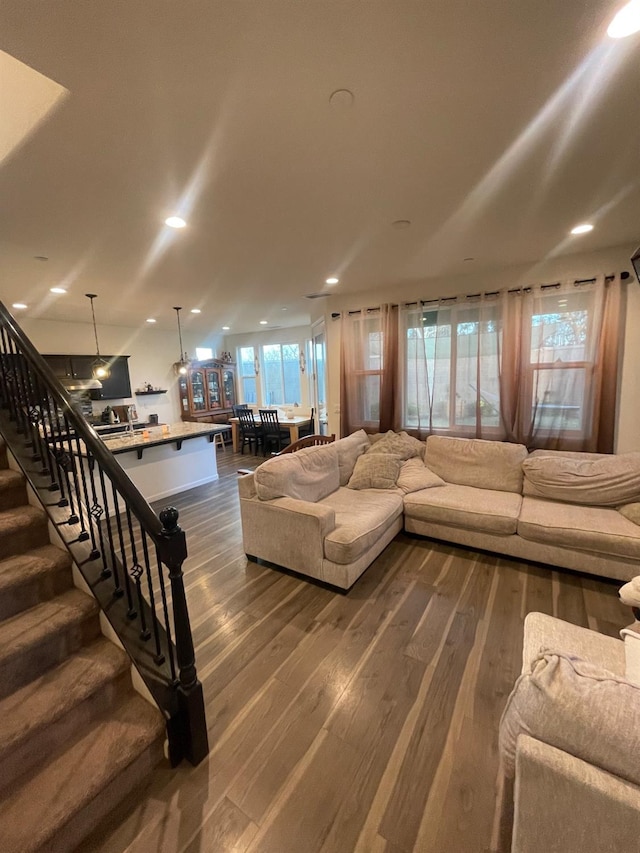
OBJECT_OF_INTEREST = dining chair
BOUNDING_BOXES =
[232,403,249,418]
[237,408,263,455]
[259,409,290,455]
[297,406,315,439]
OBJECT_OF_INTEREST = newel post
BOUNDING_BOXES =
[159,506,209,765]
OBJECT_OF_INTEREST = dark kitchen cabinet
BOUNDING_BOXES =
[43,354,131,399]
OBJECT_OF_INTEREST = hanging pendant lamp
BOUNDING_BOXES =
[86,293,111,380]
[173,306,191,375]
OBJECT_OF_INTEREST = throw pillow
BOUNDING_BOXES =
[334,429,371,486]
[499,650,640,786]
[396,458,445,494]
[619,503,640,526]
[367,430,425,461]
[347,452,401,490]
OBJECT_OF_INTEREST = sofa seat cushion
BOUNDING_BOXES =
[425,435,528,493]
[403,483,522,535]
[321,487,403,564]
[522,451,640,506]
[499,650,640,786]
[518,497,640,559]
[254,443,339,502]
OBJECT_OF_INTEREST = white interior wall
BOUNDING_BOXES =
[318,243,640,451]
[20,317,223,424]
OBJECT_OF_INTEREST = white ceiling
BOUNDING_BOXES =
[1,1,639,336]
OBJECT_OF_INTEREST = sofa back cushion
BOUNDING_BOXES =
[334,429,370,486]
[522,452,640,506]
[425,435,528,493]
[254,443,339,502]
[367,430,426,461]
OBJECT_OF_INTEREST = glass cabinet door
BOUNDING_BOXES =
[206,368,222,409]
[222,369,236,408]
[189,369,206,411]
[178,375,189,413]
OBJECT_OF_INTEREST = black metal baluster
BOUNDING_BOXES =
[85,453,109,568]
[111,487,137,619]
[7,337,29,437]
[40,391,61,492]
[125,507,150,640]
[98,468,123,597]
[140,527,165,664]
[155,545,177,682]
[71,432,99,550]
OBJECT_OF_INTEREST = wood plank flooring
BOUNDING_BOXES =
[83,448,630,853]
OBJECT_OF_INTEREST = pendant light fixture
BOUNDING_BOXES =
[173,306,191,375]
[86,293,111,380]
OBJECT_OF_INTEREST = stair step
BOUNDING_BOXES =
[0,693,165,853]
[0,545,73,621]
[0,588,100,700]
[0,505,49,561]
[0,468,27,511]
[0,638,130,792]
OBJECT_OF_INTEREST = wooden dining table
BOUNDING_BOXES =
[228,414,311,453]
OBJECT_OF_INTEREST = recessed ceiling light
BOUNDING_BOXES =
[165,215,186,228]
[222,325,230,330]
[146,318,156,324]
[570,223,594,235]
[12,302,27,310]
[392,220,411,230]
[190,308,201,314]
[259,320,268,325]
[608,0,640,38]
[50,287,66,294]
[281,307,288,311]
[325,277,339,285]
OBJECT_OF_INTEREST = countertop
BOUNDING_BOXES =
[99,421,229,454]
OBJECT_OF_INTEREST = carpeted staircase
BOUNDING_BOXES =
[0,439,165,852]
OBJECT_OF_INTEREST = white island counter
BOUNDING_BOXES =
[94,421,228,505]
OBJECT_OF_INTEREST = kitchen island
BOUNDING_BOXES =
[84,422,228,507]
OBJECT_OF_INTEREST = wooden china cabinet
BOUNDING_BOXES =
[178,360,237,432]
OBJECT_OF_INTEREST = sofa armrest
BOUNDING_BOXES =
[239,494,336,576]
[511,735,640,853]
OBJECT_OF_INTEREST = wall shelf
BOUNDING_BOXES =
[135,390,167,395]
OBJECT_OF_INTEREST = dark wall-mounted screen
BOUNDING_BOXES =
[632,245,640,284]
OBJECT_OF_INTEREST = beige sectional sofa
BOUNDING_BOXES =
[238,430,640,589]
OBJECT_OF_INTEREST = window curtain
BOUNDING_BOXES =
[499,274,622,452]
[340,304,399,436]
[402,296,501,439]
[401,274,623,451]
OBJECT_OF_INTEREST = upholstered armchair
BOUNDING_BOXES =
[497,580,640,853]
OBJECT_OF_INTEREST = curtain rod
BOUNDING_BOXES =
[330,271,629,318]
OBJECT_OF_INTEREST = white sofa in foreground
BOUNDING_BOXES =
[496,609,640,853]
[238,430,640,589]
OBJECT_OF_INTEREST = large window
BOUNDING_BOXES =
[403,302,500,433]
[262,343,301,405]
[526,290,591,434]
[239,346,258,403]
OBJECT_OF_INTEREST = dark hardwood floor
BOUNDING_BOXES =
[84,447,629,853]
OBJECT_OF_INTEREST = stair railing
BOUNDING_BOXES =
[0,302,208,766]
